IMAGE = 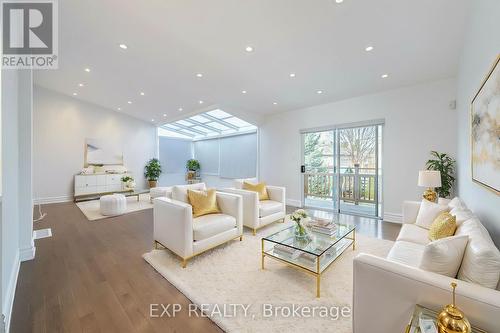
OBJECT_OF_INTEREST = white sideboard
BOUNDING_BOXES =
[74,173,132,198]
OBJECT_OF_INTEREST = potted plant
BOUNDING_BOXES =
[426,151,456,198]
[121,175,136,190]
[144,158,162,188]
[186,159,200,180]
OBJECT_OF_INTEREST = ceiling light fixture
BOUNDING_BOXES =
[127,101,132,104]
[245,46,254,52]
[335,0,344,3]
[84,68,90,72]
[119,44,128,49]
[241,90,247,94]
[289,73,296,78]
[72,92,77,96]
[178,107,183,111]
[381,74,389,78]
[365,46,374,52]
[196,73,203,78]
[151,119,155,122]
[140,92,145,96]
[316,90,323,94]
[163,114,167,117]
[273,102,278,105]
[78,83,84,87]
[199,100,204,104]
[117,107,121,111]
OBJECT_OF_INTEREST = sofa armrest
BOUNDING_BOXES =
[216,192,243,234]
[403,200,421,224]
[353,253,500,333]
[153,197,193,258]
[218,188,259,228]
[266,186,286,205]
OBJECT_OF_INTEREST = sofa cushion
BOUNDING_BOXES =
[397,224,430,245]
[188,189,221,218]
[243,181,270,201]
[193,213,236,241]
[449,207,474,225]
[259,200,282,217]
[455,218,500,289]
[415,199,449,229]
[172,183,207,203]
[387,241,425,267]
[419,235,468,277]
[233,178,258,189]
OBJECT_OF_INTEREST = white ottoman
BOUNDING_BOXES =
[100,194,127,216]
[150,187,172,200]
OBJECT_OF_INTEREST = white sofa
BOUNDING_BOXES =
[153,183,243,267]
[353,198,500,333]
[219,178,286,235]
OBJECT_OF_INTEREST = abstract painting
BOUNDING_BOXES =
[471,55,500,194]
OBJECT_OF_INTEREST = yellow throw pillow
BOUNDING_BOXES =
[428,212,457,241]
[243,181,269,201]
[187,189,221,218]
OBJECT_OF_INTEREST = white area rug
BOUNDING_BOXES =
[143,222,393,332]
[76,194,152,221]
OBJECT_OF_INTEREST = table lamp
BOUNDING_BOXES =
[418,170,441,202]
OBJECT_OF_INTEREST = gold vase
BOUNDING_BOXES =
[437,283,471,333]
[423,187,438,202]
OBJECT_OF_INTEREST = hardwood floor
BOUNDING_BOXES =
[11,203,400,333]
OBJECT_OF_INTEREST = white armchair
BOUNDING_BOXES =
[153,183,243,267]
[219,178,286,235]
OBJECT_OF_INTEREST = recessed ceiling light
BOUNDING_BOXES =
[199,100,204,104]
[117,107,121,111]
[151,119,155,122]
[289,73,296,78]
[78,83,84,87]
[381,74,389,78]
[316,90,323,94]
[273,102,278,105]
[84,68,90,72]
[241,90,247,94]
[178,107,183,112]
[196,73,203,78]
[72,92,77,96]
[119,44,128,49]
[335,0,344,3]
[163,113,167,117]
[140,92,145,96]
[127,101,132,104]
[365,46,374,52]
[245,46,254,52]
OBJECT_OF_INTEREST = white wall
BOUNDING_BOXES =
[1,68,34,332]
[259,78,457,220]
[456,0,500,245]
[33,87,158,202]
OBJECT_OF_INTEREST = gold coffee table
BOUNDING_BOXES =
[261,222,355,297]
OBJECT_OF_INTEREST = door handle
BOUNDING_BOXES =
[301,165,305,173]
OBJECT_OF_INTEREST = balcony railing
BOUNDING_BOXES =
[304,166,377,205]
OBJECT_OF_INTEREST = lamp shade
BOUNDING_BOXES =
[418,170,441,187]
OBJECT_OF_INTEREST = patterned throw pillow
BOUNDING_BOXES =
[187,189,221,218]
[429,212,457,241]
[242,181,269,201]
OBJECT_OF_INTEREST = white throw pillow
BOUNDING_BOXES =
[415,199,449,229]
[448,197,466,209]
[449,207,475,226]
[172,183,207,203]
[419,235,469,277]
[456,218,500,289]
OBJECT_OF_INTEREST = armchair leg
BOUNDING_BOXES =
[181,259,187,268]
[153,240,158,250]
[253,229,257,236]
[239,235,243,241]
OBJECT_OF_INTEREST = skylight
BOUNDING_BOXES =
[160,109,257,139]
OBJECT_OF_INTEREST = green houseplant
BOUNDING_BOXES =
[144,158,162,188]
[186,159,200,179]
[426,151,456,198]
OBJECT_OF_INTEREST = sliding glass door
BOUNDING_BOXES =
[301,124,383,218]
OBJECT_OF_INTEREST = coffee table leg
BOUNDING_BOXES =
[316,258,321,298]
[261,238,265,270]
[353,229,356,250]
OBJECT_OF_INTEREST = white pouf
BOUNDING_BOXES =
[100,194,127,216]
[150,187,172,200]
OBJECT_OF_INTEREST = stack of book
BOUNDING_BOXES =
[273,244,317,264]
[309,219,337,236]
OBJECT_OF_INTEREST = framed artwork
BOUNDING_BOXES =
[471,54,500,194]
[85,138,124,166]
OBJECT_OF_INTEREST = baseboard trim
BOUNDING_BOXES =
[33,195,73,205]
[383,212,403,223]
[286,199,302,207]
[2,251,20,333]
[19,245,36,262]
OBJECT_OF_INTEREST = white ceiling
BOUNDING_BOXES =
[34,0,470,125]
